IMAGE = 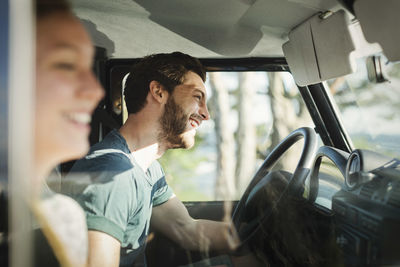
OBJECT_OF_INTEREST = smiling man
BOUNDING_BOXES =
[63,52,238,267]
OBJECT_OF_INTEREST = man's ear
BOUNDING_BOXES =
[149,80,168,104]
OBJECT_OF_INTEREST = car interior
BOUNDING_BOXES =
[58,0,400,266]
[3,0,400,266]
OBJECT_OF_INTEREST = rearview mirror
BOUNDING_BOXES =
[366,55,388,83]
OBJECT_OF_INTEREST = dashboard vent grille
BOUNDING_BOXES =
[360,181,378,199]
[388,184,400,210]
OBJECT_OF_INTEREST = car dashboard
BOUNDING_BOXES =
[311,146,400,266]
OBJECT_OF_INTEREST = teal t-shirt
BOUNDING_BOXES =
[63,129,173,266]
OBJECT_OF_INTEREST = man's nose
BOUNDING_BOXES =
[199,102,210,121]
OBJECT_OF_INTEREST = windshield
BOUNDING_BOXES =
[328,54,400,159]
[157,71,315,201]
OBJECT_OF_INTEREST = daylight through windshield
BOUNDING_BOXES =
[328,55,400,159]
[159,71,315,201]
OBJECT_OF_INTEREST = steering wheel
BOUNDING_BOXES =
[231,127,318,253]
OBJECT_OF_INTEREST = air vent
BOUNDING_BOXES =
[359,181,379,199]
[387,184,400,210]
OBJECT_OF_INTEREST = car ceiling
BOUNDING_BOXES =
[71,0,342,58]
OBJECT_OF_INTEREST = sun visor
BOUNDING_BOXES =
[282,20,321,86]
[354,0,400,62]
[283,10,356,86]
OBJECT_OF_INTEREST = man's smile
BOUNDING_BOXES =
[189,117,200,129]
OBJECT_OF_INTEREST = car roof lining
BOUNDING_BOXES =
[72,0,341,58]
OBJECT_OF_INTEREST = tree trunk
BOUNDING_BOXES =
[267,72,299,171]
[209,73,236,200]
[235,73,257,197]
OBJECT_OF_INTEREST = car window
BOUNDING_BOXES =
[327,54,400,159]
[156,71,316,201]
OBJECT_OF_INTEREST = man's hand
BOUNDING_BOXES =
[194,219,240,252]
[151,196,240,252]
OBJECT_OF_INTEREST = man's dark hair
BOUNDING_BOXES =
[124,52,206,114]
[35,0,71,19]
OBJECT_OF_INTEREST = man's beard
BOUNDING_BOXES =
[158,96,193,149]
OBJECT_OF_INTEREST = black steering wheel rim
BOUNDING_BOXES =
[231,127,318,252]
